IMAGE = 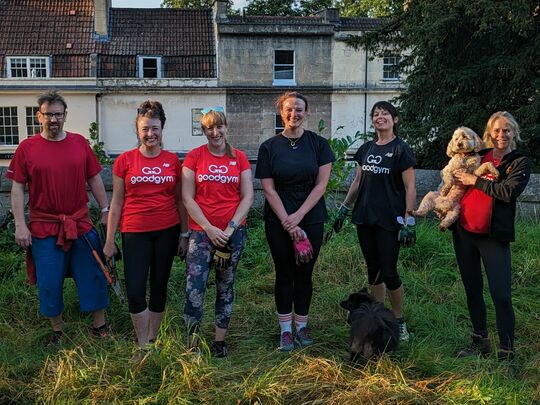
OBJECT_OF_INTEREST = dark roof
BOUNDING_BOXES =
[0,0,96,55]
[337,17,383,31]
[0,1,216,78]
[102,8,214,57]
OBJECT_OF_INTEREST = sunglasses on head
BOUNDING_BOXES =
[201,106,224,115]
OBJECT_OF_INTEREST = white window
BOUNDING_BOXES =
[7,57,50,78]
[0,107,20,146]
[192,108,203,136]
[26,107,40,137]
[273,50,295,85]
[382,53,400,81]
[138,56,162,78]
[275,114,284,134]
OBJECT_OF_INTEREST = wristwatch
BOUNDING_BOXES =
[228,220,238,230]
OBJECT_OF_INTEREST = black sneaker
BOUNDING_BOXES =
[211,341,228,358]
[497,348,515,361]
[456,333,491,357]
[92,323,113,338]
[46,330,64,347]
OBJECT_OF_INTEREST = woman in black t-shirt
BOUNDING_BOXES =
[255,91,335,351]
[335,101,416,342]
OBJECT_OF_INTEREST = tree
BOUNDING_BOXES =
[161,0,213,7]
[349,0,540,170]
[335,0,391,17]
[244,0,303,16]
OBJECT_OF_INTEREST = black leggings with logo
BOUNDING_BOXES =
[452,224,514,350]
[265,221,324,316]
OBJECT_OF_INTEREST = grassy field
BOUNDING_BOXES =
[0,215,539,404]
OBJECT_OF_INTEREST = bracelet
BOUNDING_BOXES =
[100,206,109,214]
[180,232,190,238]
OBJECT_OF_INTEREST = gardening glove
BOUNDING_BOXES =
[332,204,350,233]
[213,240,232,270]
[293,232,314,265]
[397,216,416,247]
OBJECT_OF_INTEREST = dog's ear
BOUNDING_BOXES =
[472,133,484,152]
[340,299,352,311]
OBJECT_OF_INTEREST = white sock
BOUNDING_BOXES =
[295,314,308,332]
[277,312,292,334]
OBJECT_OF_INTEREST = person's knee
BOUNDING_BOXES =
[384,274,402,291]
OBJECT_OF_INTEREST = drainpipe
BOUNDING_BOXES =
[363,46,368,135]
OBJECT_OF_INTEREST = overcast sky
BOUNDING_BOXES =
[112,0,249,10]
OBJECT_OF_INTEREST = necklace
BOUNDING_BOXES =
[282,133,301,149]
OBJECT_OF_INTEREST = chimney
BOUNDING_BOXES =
[94,0,111,38]
[213,0,228,23]
[317,8,340,24]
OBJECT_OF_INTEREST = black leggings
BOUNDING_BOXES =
[452,224,514,349]
[122,225,180,313]
[265,221,324,316]
[356,224,402,290]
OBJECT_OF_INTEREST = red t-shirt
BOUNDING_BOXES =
[6,132,101,237]
[113,148,181,233]
[460,150,501,233]
[183,145,251,231]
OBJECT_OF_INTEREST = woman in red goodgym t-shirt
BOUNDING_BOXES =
[182,108,253,357]
[103,100,188,353]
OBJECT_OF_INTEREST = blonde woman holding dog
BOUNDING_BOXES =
[452,111,531,361]
[333,101,416,342]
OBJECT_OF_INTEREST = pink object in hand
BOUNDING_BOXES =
[293,235,314,265]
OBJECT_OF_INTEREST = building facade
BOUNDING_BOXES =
[0,0,403,165]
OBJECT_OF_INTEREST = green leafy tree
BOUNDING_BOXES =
[335,0,391,17]
[348,0,540,170]
[244,0,302,16]
[161,0,237,11]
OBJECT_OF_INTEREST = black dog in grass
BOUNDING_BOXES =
[340,288,399,361]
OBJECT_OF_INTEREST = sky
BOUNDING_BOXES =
[112,0,249,10]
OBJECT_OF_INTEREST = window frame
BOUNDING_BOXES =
[25,106,40,137]
[382,53,400,82]
[275,114,285,135]
[0,106,20,146]
[137,56,163,79]
[273,50,296,86]
[6,56,50,78]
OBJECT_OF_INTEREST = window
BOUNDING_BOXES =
[138,56,162,78]
[382,54,400,81]
[26,107,40,137]
[273,50,295,85]
[0,107,19,146]
[7,57,50,78]
[192,108,203,136]
[275,114,284,135]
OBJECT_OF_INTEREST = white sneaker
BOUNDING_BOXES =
[399,321,410,341]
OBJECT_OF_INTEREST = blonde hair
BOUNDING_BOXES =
[200,109,236,158]
[482,111,522,151]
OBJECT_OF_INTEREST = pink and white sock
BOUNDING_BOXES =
[277,312,293,334]
[295,313,308,332]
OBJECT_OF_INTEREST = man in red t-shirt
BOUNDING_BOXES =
[6,90,110,346]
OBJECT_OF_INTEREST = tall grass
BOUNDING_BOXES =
[0,216,539,404]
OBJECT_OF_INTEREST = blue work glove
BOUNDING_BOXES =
[397,216,416,247]
[332,204,351,233]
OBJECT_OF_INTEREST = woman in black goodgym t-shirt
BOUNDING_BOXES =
[336,101,416,342]
[255,91,335,352]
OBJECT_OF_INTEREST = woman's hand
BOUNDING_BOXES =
[177,236,188,258]
[205,225,230,248]
[288,226,305,241]
[281,211,304,232]
[454,170,477,186]
[14,223,32,248]
[103,240,117,259]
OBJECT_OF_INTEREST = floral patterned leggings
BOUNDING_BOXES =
[183,226,247,334]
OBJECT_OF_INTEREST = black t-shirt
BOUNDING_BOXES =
[351,137,416,231]
[255,130,336,225]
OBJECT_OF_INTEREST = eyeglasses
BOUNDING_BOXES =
[201,106,224,115]
[39,111,65,120]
